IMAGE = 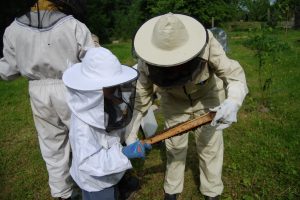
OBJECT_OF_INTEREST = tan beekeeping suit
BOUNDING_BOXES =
[128,29,248,196]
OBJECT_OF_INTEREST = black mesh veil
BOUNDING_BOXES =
[146,57,204,88]
[103,77,138,132]
[16,0,87,29]
[49,0,87,22]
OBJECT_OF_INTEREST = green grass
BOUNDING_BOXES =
[0,29,299,200]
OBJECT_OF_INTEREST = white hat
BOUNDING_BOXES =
[134,13,207,67]
[63,47,138,91]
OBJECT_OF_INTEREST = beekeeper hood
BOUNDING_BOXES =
[134,13,208,87]
[17,0,87,29]
[63,47,139,132]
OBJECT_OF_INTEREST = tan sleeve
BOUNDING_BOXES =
[207,31,248,106]
[134,60,155,113]
[0,29,20,80]
[75,21,96,60]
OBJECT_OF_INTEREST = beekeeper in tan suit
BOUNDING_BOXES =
[0,0,95,199]
[128,13,248,200]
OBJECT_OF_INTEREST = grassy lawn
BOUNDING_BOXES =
[0,29,299,200]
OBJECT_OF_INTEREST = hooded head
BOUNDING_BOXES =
[134,13,208,87]
[134,13,207,67]
[63,47,139,132]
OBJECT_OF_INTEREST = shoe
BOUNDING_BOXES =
[57,189,82,200]
[204,195,220,200]
[118,173,140,200]
[164,193,177,200]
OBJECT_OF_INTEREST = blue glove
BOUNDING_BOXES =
[122,140,152,159]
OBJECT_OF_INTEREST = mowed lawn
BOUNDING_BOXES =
[0,29,299,200]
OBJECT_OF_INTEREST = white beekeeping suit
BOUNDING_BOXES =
[0,0,95,199]
[62,47,139,195]
[66,89,132,192]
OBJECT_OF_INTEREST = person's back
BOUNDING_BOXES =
[1,1,93,80]
[0,0,95,199]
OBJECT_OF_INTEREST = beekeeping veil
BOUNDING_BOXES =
[63,47,139,132]
[134,13,208,87]
[16,0,87,29]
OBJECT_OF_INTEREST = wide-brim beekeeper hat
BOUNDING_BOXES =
[134,13,207,67]
[63,47,138,91]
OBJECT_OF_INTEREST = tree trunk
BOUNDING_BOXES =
[295,6,300,29]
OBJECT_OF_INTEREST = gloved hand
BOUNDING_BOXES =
[210,99,239,130]
[122,140,152,159]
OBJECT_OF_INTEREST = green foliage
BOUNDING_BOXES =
[86,0,115,43]
[86,0,149,43]
[244,29,290,54]
[85,0,242,42]
[222,21,262,31]
[244,29,290,108]
[268,0,299,28]
[147,0,240,27]
[111,0,146,40]
[239,0,271,21]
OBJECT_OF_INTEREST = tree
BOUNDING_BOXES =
[273,0,299,29]
[295,4,300,28]
[239,0,271,21]
[111,0,147,40]
[86,0,115,43]
[244,30,290,109]
[0,0,37,56]
[146,0,240,27]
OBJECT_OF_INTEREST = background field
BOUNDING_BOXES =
[0,29,299,200]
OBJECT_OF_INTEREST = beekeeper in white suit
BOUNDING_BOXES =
[0,0,95,199]
[63,47,151,200]
[128,13,248,200]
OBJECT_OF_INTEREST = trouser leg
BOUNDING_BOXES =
[34,115,73,198]
[82,186,117,200]
[194,125,224,197]
[163,113,191,195]
[163,132,189,194]
[29,80,73,198]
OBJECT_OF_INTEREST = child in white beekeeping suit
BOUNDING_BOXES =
[62,47,151,200]
[0,0,96,199]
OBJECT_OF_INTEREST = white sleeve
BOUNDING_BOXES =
[71,117,132,177]
[125,110,143,145]
[0,31,20,80]
[124,61,155,145]
[78,143,132,177]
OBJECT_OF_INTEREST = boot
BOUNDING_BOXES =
[164,193,177,200]
[204,195,220,200]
